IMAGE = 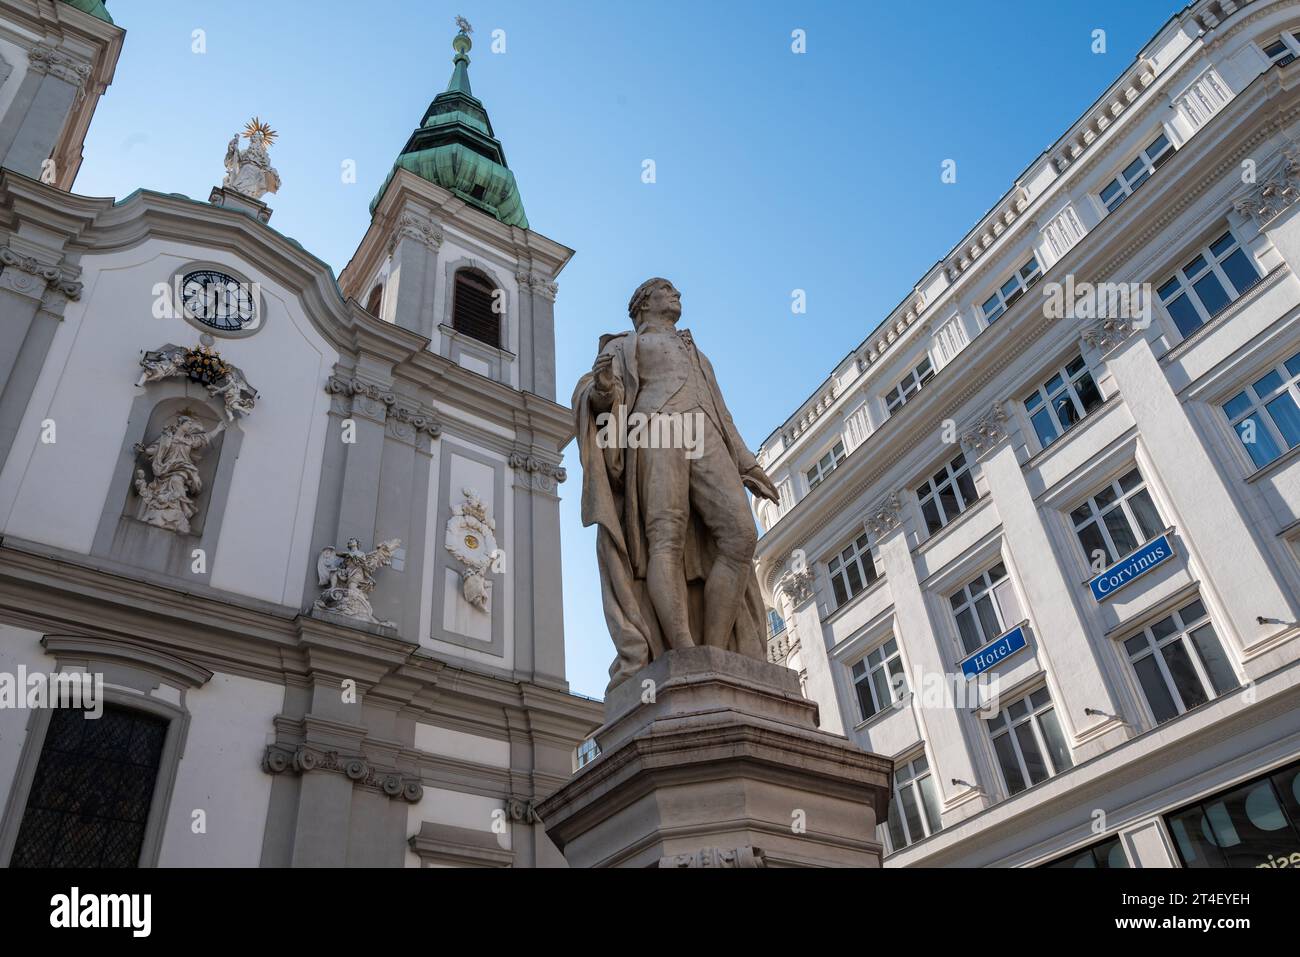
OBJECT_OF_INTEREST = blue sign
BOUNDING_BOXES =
[960,625,1028,678]
[1088,533,1174,602]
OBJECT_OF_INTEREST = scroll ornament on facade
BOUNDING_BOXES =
[132,412,225,534]
[314,538,402,626]
[444,488,497,612]
[137,343,258,421]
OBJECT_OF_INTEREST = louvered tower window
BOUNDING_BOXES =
[10,705,167,868]
[452,269,501,348]
[365,283,384,317]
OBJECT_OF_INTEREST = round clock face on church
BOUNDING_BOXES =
[180,269,256,332]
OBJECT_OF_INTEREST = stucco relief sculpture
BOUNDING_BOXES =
[132,413,225,533]
[445,487,497,612]
[137,343,258,421]
[315,538,402,626]
[573,278,780,689]
[223,117,281,201]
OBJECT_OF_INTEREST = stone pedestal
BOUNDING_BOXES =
[209,186,272,223]
[537,647,893,868]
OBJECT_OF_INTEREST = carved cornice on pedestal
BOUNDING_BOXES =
[262,744,424,803]
[516,271,558,302]
[1080,316,1144,355]
[27,43,91,91]
[389,212,443,254]
[0,246,81,300]
[779,567,814,607]
[959,402,1010,459]
[865,491,904,538]
[325,373,396,419]
[388,404,442,440]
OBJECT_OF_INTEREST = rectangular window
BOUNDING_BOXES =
[985,687,1073,796]
[1070,468,1164,568]
[884,754,943,852]
[1099,132,1174,213]
[1042,835,1129,868]
[767,608,786,637]
[10,705,168,868]
[1166,758,1300,868]
[827,532,880,607]
[1221,350,1300,469]
[917,452,979,534]
[1263,33,1300,67]
[806,440,846,490]
[1157,230,1262,338]
[948,561,1023,655]
[850,637,907,721]
[1023,354,1104,449]
[1123,597,1238,725]
[885,357,935,415]
[980,256,1043,324]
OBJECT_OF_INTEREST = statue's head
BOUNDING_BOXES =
[628,278,680,329]
[346,538,362,550]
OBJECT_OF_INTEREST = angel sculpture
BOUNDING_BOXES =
[314,537,402,627]
[223,117,281,201]
[136,344,188,387]
[206,366,258,421]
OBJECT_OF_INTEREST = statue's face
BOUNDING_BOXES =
[642,282,681,323]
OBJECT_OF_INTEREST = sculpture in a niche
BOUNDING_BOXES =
[137,342,258,421]
[315,538,402,627]
[444,487,497,613]
[132,412,225,534]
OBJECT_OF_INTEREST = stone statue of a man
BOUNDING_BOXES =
[573,278,780,689]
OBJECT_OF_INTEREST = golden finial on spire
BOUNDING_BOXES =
[242,116,277,146]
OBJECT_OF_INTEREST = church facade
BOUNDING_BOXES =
[755,0,1300,867]
[0,0,600,867]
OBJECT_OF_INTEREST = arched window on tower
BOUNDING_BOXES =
[365,283,384,318]
[451,269,501,349]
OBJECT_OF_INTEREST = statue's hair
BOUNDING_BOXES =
[627,277,673,320]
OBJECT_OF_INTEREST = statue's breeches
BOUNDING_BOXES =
[636,412,757,564]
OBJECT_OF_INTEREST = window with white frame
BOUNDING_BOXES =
[806,440,846,490]
[918,452,979,535]
[845,405,871,450]
[985,687,1073,796]
[1122,597,1238,725]
[980,256,1043,324]
[948,561,1024,655]
[1070,468,1164,569]
[1263,32,1300,67]
[1023,354,1104,449]
[827,532,880,607]
[885,357,935,415]
[1221,350,1300,469]
[767,608,786,637]
[1157,230,1262,338]
[1099,132,1174,213]
[884,754,943,852]
[850,637,906,721]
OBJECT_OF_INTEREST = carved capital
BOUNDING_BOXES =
[1234,151,1300,228]
[865,491,904,538]
[780,567,815,607]
[1080,316,1143,355]
[27,44,91,90]
[509,451,567,492]
[325,374,397,419]
[389,212,443,253]
[263,745,423,802]
[959,402,1010,458]
[0,246,81,300]
[387,405,442,442]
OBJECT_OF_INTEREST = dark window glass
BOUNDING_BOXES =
[11,706,167,868]
[1165,293,1203,337]
[1220,248,1261,296]
[1168,763,1300,869]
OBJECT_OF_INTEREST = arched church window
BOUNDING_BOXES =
[452,269,501,349]
[365,283,384,317]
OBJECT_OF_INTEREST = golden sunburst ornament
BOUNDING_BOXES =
[242,116,277,146]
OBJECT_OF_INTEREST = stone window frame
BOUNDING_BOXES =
[849,635,906,723]
[438,257,517,385]
[0,634,211,867]
[983,684,1074,798]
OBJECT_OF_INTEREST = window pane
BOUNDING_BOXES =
[955,470,978,509]
[956,608,983,654]
[1253,370,1284,398]
[855,677,878,720]
[1039,708,1074,773]
[1075,372,1103,412]
[1208,232,1235,257]
[975,594,1003,644]
[898,785,926,842]
[1127,488,1164,541]
[887,657,907,699]
[870,667,892,715]
[1103,507,1139,557]
[1265,393,1300,448]
[918,775,943,835]
[1220,249,1261,296]
[845,561,864,597]
[1122,157,1146,183]
[1192,271,1230,318]
[1078,522,1113,567]
[1236,416,1282,468]
[1166,292,1203,337]
[1223,391,1253,420]
[922,499,943,535]
[1134,654,1180,724]
[1053,390,1081,429]
[832,576,848,607]
[1183,254,1208,278]
[994,733,1027,795]
[1015,723,1050,786]
[1167,805,1227,868]
[1188,623,1238,696]
[938,484,960,522]
[993,578,1022,627]
[1161,640,1209,712]
[886,794,908,849]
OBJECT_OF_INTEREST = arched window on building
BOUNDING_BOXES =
[365,283,384,318]
[451,269,501,349]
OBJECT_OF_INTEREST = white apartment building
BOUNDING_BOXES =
[753,0,1300,868]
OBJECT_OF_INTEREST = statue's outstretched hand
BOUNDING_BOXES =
[742,465,780,504]
[592,352,616,394]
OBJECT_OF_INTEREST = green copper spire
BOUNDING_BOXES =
[60,0,113,23]
[370,18,528,229]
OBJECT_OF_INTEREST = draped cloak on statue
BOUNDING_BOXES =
[573,329,769,691]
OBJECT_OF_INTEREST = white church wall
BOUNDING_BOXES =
[0,625,55,817]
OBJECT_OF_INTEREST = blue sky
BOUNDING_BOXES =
[76,0,1184,698]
